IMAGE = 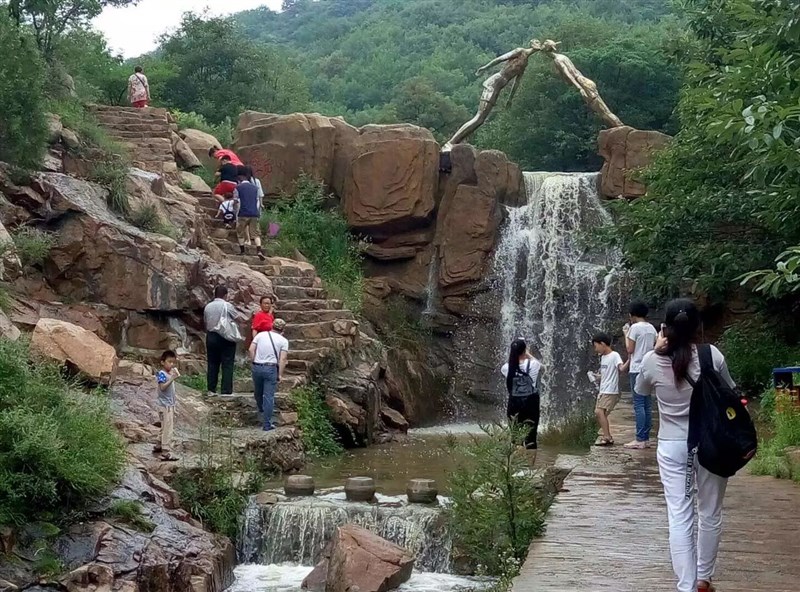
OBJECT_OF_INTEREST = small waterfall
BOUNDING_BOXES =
[493,172,624,423]
[237,494,452,573]
[423,247,440,316]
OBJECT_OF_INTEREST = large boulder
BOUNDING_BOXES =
[302,525,414,592]
[30,318,118,384]
[235,112,341,196]
[178,128,222,170]
[598,126,671,198]
[171,132,203,170]
[339,125,439,234]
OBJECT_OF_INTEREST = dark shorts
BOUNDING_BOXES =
[507,393,541,450]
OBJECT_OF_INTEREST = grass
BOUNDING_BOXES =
[0,338,125,527]
[291,385,343,458]
[750,388,800,482]
[127,204,179,239]
[10,227,55,267]
[261,175,365,313]
[171,109,233,147]
[538,411,597,450]
[177,373,207,392]
[107,500,155,532]
[372,296,432,353]
[0,283,10,312]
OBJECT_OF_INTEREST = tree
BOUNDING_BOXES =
[391,77,471,140]
[7,0,139,58]
[157,14,310,124]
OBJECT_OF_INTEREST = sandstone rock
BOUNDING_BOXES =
[179,171,212,195]
[172,132,203,170]
[31,318,118,383]
[0,310,20,342]
[598,126,671,198]
[61,128,81,151]
[45,113,63,144]
[365,229,433,262]
[238,427,305,473]
[129,168,166,197]
[235,112,340,195]
[303,525,414,592]
[60,563,113,592]
[380,406,409,432]
[178,128,222,170]
[0,579,18,591]
[474,149,525,207]
[340,125,439,233]
[0,220,22,281]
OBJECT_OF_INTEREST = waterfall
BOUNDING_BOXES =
[423,247,440,316]
[237,494,452,573]
[493,172,624,424]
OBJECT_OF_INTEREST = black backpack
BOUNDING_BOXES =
[510,361,537,398]
[686,344,758,480]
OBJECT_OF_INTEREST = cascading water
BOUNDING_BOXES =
[238,493,452,573]
[493,172,624,423]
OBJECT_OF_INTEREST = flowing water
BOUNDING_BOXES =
[492,172,625,423]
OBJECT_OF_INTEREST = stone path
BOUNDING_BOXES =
[513,396,800,592]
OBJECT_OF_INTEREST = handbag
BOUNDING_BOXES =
[212,303,243,342]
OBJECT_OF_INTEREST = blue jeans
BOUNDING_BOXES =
[252,364,278,430]
[630,372,652,442]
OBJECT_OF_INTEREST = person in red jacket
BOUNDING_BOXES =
[252,295,275,338]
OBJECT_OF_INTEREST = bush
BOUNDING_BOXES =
[719,319,800,395]
[11,227,55,267]
[0,11,48,170]
[107,500,155,532]
[0,339,125,526]
[539,412,597,450]
[292,385,343,458]
[447,422,550,579]
[177,373,207,392]
[750,388,800,482]
[128,205,178,239]
[171,110,233,147]
[262,176,365,312]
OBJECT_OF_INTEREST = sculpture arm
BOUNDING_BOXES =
[477,49,520,74]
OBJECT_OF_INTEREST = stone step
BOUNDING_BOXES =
[274,285,327,300]
[107,130,171,140]
[104,122,171,133]
[283,320,358,340]
[234,373,306,393]
[270,275,318,288]
[288,348,332,361]
[94,114,170,127]
[277,309,353,323]
[290,337,353,351]
[279,299,344,311]
[198,197,221,209]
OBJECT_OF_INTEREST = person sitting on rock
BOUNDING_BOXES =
[209,146,243,166]
[234,169,265,261]
[248,318,289,432]
[213,155,239,202]
[252,295,275,338]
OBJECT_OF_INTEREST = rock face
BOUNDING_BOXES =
[30,318,118,384]
[302,525,414,592]
[0,220,21,281]
[598,126,671,198]
[178,128,222,170]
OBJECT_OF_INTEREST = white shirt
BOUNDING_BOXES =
[598,351,623,395]
[252,330,289,364]
[627,321,658,373]
[501,358,542,382]
[636,345,735,441]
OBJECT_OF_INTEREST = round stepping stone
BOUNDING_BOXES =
[345,477,376,502]
[284,475,315,496]
[407,479,438,504]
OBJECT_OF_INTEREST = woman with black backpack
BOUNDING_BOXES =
[501,339,543,462]
[635,299,737,592]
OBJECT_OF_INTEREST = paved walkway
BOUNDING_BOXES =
[514,396,800,592]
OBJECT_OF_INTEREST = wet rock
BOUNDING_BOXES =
[30,318,118,384]
[381,407,409,432]
[303,525,414,592]
[60,563,113,592]
[255,492,280,505]
[598,126,671,198]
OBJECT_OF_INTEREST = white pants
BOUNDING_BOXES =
[657,440,728,592]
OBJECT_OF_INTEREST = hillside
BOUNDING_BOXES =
[233,0,679,169]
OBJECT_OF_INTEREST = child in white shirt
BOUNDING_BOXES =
[590,332,625,446]
[216,195,238,229]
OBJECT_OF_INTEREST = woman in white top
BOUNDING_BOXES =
[500,339,543,456]
[636,299,736,592]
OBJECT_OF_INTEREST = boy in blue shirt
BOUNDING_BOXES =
[154,350,180,461]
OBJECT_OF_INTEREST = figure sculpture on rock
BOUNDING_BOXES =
[444,40,542,149]
[539,39,624,129]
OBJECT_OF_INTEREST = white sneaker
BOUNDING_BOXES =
[623,440,647,450]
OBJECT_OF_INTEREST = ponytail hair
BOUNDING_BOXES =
[660,298,700,383]
[506,339,527,394]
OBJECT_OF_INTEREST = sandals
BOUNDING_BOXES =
[594,437,614,447]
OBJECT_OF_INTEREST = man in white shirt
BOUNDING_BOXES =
[623,301,659,449]
[248,318,289,431]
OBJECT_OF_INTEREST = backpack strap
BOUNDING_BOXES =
[697,343,713,375]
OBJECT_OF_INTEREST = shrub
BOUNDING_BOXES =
[292,385,343,458]
[11,227,55,267]
[447,422,550,579]
[0,339,125,526]
[539,412,597,450]
[719,319,800,395]
[262,176,365,312]
[128,205,178,239]
[171,110,233,147]
[171,423,265,540]
[177,373,207,392]
[107,500,155,532]
[0,283,10,312]
[750,388,800,482]
[0,11,48,170]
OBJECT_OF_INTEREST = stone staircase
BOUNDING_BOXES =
[193,191,360,431]
[91,105,178,177]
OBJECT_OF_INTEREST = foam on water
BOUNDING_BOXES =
[228,564,493,592]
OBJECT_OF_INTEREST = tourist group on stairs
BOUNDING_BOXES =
[502,297,754,592]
